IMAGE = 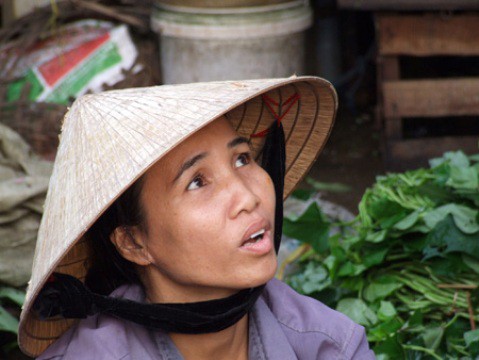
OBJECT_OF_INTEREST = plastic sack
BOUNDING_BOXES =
[2,19,139,104]
[0,124,53,286]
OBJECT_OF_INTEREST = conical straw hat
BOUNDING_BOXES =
[18,76,337,357]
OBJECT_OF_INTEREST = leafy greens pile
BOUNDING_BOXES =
[0,286,25,356]
[284,151,479,359]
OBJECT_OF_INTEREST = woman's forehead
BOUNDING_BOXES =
[173,117,238,153]
[144,117,241,179]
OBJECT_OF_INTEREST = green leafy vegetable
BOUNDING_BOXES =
[283,202,330,253]
[337,298,378,327]
[0,287,25,308]
[0,286,26,354]
[285,151,479,359]
[305,177,352,193]
[0,306,19,333]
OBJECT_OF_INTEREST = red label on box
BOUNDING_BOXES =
[39,33,110,87]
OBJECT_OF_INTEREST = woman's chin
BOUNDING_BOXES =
[238,256,278,289]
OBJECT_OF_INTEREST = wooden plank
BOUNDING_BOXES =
[376,14,479,56]
[378,56,400,81]
[388,136,479,161]
[383,78,479,118]
[338,0,479,11]
[377,56,402,139]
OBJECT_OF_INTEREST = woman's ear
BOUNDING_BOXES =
[110,226,151,266]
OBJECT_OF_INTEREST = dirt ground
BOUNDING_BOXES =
[300,102,385,214]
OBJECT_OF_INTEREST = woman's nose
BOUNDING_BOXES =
[227,173,260,218]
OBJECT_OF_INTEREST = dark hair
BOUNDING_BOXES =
[84,177,145,295]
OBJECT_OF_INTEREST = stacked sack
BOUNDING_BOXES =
[0,124,52,286]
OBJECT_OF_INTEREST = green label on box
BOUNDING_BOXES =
[45,42,122,104]
[6,42,121,105]
[6,69,45,102]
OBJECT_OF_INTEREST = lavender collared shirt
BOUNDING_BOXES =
[37,279,375,359]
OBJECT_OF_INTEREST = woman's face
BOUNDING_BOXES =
[135,118,277,303]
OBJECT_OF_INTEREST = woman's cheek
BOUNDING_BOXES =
[258,169,275,195]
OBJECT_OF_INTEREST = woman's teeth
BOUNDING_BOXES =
[249,229,265,241]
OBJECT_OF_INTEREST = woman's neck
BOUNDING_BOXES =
[169,315,249,360]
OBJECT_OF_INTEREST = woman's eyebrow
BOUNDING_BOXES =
[173,137,249,183]
[173,153,207,183]
[227,136,249,148]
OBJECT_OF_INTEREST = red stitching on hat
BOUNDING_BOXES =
[251,93,300,138]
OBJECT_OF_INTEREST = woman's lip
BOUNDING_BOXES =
[239,230,273,255]
[242,219,270,244]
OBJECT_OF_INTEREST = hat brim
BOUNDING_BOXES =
[19,76,337,357]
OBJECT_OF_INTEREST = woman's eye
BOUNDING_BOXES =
[187,175,205,191]
[235,153,251,168]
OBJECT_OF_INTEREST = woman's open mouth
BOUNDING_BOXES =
[240,227,272,254]
[243,229,265,245]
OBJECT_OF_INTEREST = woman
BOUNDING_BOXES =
[18,77,375,359]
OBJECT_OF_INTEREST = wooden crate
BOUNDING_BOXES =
[376,13,479,168]
[338,0,479,11]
